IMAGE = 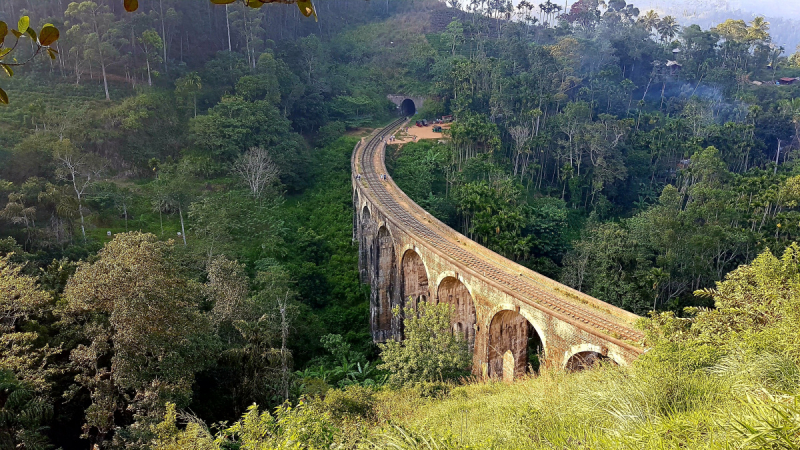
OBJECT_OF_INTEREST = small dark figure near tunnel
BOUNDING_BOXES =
[400,98,416,116]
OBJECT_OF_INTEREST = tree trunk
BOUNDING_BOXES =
[78,198,87,243]
[75,54,81,85]
[179,206,187,246]
[146,57,152,86]
[100,61,110,101]
[280,294,290,401]
[226,5,232,52]
[160,0,168,73]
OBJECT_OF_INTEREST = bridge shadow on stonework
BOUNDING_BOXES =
[353,119,645,380]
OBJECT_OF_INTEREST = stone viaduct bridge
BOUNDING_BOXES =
[353,118,645,380]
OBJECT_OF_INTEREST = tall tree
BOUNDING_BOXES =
[0,255,59,450]
[153,161,197,246]
[54,142,103,244]
[138,29,163,86]
[65,1,125,101]
[59,233,213,449]
[232,147,279,199]
[657,16,680,44]
[175,72,202,118]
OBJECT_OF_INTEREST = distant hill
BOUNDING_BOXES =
[634,0,800,52]
[508,0,800,53]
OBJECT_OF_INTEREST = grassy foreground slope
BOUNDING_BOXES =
[374,364,749,449]
[369,244,800,449]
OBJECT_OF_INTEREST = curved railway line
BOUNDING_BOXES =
[353,119,644,352]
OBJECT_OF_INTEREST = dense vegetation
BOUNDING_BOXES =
[2,0,800,448]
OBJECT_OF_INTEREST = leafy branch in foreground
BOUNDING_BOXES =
[0,16,60,104]
[2,0,321,105]
[123,0,318,20]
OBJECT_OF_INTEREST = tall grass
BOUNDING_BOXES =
[155,350,800,449]
[363,352,800,450]
[156,246,800,450]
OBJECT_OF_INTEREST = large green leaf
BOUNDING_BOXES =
[1,64,12,77]
[38,25,59,46]
[0,87,8,105]
[297,0,317,20]
[0,22,8,46]
[210,0,237,4]
[17,16,29,34]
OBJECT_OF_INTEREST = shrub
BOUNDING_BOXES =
[316,121,346,147]
[318,385,376,419]
[378,302,471,386]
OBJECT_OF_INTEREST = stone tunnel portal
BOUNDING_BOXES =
[488,310,544,381]
[400,98,416,116]
[437,277,477,350]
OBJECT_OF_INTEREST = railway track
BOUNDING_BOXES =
[353,119,645,347]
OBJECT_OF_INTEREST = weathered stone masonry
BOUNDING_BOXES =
[354,120,645,379]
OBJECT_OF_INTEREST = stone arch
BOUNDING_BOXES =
[488,310,544,380]
[373,226,395,339]
[361,204,371,222]
[563,344,618,372]
[433,271,475,299]
[401,249,429,311]
[436,276,476,350]
[485,304,548,356]
[400,98,416,116]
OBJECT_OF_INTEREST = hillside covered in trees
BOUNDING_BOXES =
[2,0,800,448]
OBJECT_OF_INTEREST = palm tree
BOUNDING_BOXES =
[657,16,680,44]
[518,0,532,20]
[747,16,770,43]
[175,72,202,118]
[538,0,561,27]
[638,10,660,37]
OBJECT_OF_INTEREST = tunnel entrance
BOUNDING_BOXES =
[488,310,543,380]
[400,98,416,116]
